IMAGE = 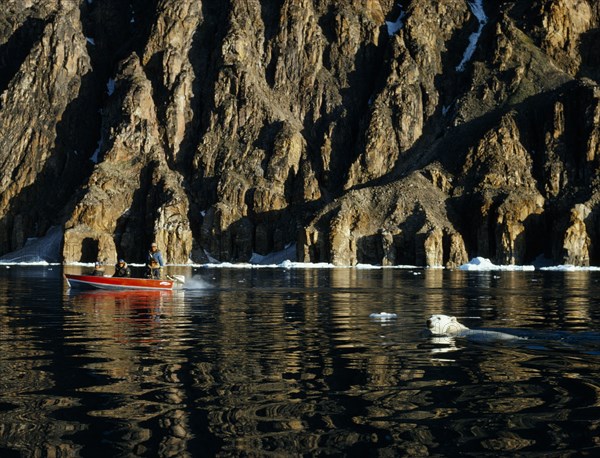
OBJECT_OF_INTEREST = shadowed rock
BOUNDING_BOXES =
[0,0,599,266]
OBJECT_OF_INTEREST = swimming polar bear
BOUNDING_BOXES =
[425,314,523,342]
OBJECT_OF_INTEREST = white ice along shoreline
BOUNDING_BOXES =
[0,232,599,271]
[458,257,535,271]
[456,0,487,72]
[122,257,600,271]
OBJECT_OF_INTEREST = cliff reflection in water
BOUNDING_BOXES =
[64,288,194,456]
[0,267,600,456]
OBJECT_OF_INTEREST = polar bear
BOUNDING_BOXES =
[426,314,468,336]
[425,314,522,342]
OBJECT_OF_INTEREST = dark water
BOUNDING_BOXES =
[1,265,600,457]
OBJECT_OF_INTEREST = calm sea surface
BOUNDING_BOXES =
[1,265,600,457]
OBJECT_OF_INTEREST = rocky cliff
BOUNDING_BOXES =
[0,0,599,266]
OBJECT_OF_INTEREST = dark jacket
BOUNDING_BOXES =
[113,263,131,278]
[91,264,105,276]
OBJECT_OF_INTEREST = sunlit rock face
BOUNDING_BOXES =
[0,0,599,266]
[62,54,193,265]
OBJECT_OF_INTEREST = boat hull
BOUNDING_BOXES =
[65,273,177,291]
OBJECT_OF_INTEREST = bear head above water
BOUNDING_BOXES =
[426,314,469,336]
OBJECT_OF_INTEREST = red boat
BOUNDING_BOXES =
[64,273,184,291]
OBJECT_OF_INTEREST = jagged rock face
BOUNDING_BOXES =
[0,1,94,254]
[301,171,469,267]
[345,0,471,189]
[0,0,600,267]
[63,54,193,264]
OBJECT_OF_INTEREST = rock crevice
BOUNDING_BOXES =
[0,0,599,267]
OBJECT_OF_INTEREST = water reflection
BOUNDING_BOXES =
[62,288,194,456]
[67,289,181,344]
[0,267,600,456]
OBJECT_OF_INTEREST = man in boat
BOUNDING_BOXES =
[113,259,131,277]
[146,242,164,279]
[91,261,105,276]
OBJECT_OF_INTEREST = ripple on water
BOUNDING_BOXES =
[1,267,600,456]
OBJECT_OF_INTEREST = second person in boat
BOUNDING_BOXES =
[146,242,164,279]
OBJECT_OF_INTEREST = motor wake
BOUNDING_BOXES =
[181,275,211,290]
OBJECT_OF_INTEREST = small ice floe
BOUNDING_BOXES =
[369,312,398,321]
[459,257,534,271]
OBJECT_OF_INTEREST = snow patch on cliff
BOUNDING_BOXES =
[91,138,102,163]
[0,226,63,264]
[386,6,406,36]
[250,244,296,265]
[456,0,487,72]
[107,78,116,96]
